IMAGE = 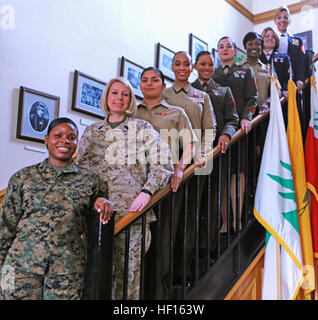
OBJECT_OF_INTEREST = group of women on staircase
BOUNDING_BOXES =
[0,5,310,300]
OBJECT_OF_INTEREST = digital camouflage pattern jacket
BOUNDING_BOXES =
[0,159,108,275]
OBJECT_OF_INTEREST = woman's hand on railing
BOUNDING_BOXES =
[258,103,270,114]
[240,119,252,134]
[94,198,114,224]
[195,152,207,167]
[129,192,151,212]
[282,90,288,101]
[217,135,230,154]
[171,163,186,192]
[296,80,304,93]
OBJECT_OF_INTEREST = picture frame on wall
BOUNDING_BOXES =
[71,70,106,119]
[17,86,60,143]
[120,56,145,100]
[212,48,221,69]
[189,33,208,62]
[155,43,175,81]
[294,30,312,51]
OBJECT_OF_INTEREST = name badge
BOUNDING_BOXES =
[258,67,269,74]
[189,93,204,99]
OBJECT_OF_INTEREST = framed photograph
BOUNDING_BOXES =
[155,43,175,81]
[294,30,312,51]
[189,33,208,62]
[71,70,106,119]
[212,48,221,69]
[234,47,246,64]
[17,86,60,143]
[120,56,145,99]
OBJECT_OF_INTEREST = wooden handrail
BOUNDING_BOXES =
[0,189,6,209]
[114,106,273,235]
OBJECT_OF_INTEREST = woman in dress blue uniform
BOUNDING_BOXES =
[274,5,306,93]
[259,27,290,101]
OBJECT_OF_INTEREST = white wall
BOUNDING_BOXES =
[0,0,253,189]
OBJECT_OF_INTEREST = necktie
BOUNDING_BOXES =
[202,83,208,91]
[223,65,229,74]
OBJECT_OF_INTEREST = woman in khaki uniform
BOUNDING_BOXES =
[162,52,217,293]
[241,32,271,114]
[136,67,197,299]
[162,51,217,161]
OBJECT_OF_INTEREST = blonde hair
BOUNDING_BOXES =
[100,77,137,117]
[261,27,280,51]
[274,5,291,20]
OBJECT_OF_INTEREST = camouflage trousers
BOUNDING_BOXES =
[0,267,85,300]
[113,222,151,300]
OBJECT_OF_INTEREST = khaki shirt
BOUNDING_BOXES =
[240,59,270,107]
[135,100,198,162]
[78,117,174,222]
[162,83,216,154]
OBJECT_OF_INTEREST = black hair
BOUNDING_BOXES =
[242,32,263,49]
[172,51,192,65]
[47,117,78,135]
[195,50,213,64]
[141,67,165,84]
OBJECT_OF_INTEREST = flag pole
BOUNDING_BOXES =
[277,241,282,300]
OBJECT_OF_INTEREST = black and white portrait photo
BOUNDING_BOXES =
[17,86,60,143]
[29,101,49,132]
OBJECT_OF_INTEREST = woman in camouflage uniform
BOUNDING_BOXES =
[0,117,113,300]
[78,78,173,300]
